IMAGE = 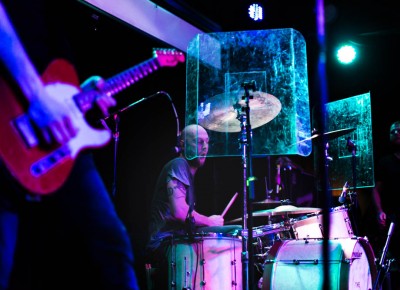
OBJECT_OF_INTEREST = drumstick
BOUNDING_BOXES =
[221,192,239,217]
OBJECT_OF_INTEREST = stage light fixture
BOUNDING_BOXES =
[336,44,357,64]
[248,3,263,21]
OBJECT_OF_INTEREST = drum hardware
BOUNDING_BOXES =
[290,127,356,147]
[228,206,322,224]
[252,198,292,205]
[197,79,282,289]
[373,222,395,290]
[341,135,360,236]
[235,80,266,290]
[263,173,274,200]
[168,231,242,289]
[310,127,356,142]
[183,256,190,289]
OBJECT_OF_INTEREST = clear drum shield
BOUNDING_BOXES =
[185,29,312,158]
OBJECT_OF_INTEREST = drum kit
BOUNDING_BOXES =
[167,88,380,289]
[168,201,378,290]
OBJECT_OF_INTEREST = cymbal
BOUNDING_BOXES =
[253,205,322,216]
[292,128,356,146]
[198,91,281,132]
[227,205,321,223]
[253,198,289,205]
[310,128,356,141]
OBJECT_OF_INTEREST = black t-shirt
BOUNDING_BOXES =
[147,157,195,253]
[375,153,400,221]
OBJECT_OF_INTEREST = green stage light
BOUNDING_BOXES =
[336,44,357,64]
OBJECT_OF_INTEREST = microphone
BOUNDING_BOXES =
[174,133,181,154]
[276,164,281,194]
[338,181,349,203]
[347,137,356,153]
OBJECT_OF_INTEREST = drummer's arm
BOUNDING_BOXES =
[167,178,224,226]
[372,181,386,225]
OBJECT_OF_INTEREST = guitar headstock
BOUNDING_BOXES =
[153,48,185,67]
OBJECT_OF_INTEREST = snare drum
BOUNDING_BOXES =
[262,238,377,290]
[168,229,242,289]
[248,223,293,279]
[243,222,291,239]
[291,205,354,239]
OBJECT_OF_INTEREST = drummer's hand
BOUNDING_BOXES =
[208,215,224,226]
[377,211,386,227]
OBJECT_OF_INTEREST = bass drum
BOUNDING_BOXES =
[262,238,377,290]
[168,226,242,290]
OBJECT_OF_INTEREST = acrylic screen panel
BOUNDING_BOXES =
[185,29,312,158]
[324,92,374,190]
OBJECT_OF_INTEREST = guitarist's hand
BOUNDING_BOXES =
[81,76,116,117]
[28,90,78,146]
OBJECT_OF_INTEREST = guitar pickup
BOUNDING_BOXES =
[13,114,39,148]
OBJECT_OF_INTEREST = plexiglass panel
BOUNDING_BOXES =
[323,92,374,190]
[185,29,312,157]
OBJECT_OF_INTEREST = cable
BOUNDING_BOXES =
[157,91,180,154]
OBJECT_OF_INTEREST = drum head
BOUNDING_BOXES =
[197,225,242,236]
[262,238,377,290]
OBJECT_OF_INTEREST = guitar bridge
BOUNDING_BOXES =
[31,146,71,177]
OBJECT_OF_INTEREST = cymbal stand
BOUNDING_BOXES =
[346,137,359,236]
[373,222,395,290]
[237,80,257,290]
[111,113,120,198]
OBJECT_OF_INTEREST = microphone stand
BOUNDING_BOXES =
[373,222,395,290]
[238,80,257,290]
[100,92,168,197]
[347,137,359,236]
[111,113,120,197]
[101,98,148,198]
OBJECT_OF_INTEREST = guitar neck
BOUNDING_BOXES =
[103,57,160,96]
[74,57,160,113]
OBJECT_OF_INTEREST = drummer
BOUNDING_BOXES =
[145,124,224,288]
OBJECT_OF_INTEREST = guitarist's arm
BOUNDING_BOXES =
[0,3,116,147]
[0,2,78,146]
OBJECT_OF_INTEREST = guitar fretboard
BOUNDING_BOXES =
[74,57,160,113]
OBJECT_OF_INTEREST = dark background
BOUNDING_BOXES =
[14,1,400,288]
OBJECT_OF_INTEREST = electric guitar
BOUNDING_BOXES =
[0,48,185,195]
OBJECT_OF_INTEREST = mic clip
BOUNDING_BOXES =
[185,215,196,239]
[347,137,357,153]
[338,181,350,203]
[185,206,196,238]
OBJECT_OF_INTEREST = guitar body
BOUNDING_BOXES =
[0,49,185,195]
[0,59,111,195]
